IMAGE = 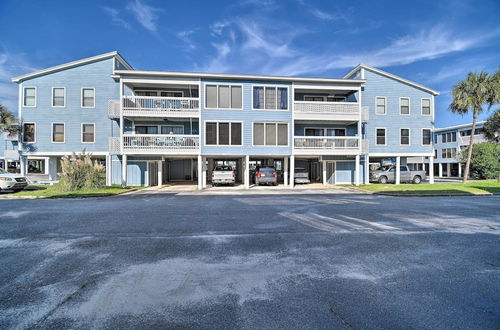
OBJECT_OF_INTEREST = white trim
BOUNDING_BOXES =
[204,121,244,147]
[252,121,289,147]
[421,98,431,116]
[400,128,410,146]
[433,121,486,132]
[421,128,432,146]
[343,64,440,96]
[81,87,96,108]
[51,122,65,143]
[12,51,132,83]
[251,84,290,111]
[375,96,387,115]
[399,97,410,116]
[369,153,433,157]
[22,86,37,107]
[81,123,96,144]
[22,122,36,144]
[51,87,66,108]
[375,127,386,146]
[204,83,243,110]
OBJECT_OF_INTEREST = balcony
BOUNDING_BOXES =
[294,101,360,121]
[294,136,360,155]
[110,135,200,155]
[109,96,200,118]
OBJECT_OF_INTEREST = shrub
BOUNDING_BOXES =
[460,142,500,179]
[58,151,105,191]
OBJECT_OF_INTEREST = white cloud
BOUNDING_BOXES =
[102,6,132,30]
[201,43,232,73]
[176,29,197,50]
[126,0,160,33]
[210,21,230,36]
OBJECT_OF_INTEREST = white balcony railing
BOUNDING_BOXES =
[294,136,360,153]
[294,101,359,114]
[122,134,199,154]
[122,96,200,117]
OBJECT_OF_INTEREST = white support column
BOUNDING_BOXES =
[284,157,289,186]
[244,155,250,189]
[429,156,434,184]
[364,155,370,184]
[446,163,451,177]
[121,154,127,188]
[106,154,112,186]
[355,155,360,186]
[290,155,295,188]
[202,156,207,188]
[322,160,327,185]
[19,156,27,176]
[438,163,443,177]
[48,157,58,183]
[395,156,401,185]
[197,155,203,190]
[44,158,49,175]
[157,160,162,186]
[458,162,462,177]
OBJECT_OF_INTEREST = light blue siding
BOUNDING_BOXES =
[335,161,355,183]
[112,160,147,185]
[361,69,434,155]
[20,58,119,153]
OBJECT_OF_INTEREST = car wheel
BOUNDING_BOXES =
[412,176,422,184]
[379,176,388,184]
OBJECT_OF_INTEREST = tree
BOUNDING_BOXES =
[0,103,19,137]
[483,108,500,143]
[460,142,500,180]
[449,69,500,182]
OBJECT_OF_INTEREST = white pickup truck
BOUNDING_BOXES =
[211,165,236,186]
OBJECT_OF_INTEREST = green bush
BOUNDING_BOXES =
[58,151,105,191]
[460,142,500,179]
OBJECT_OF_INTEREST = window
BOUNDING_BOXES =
[52,88,65,107]
[441,149,446,159]
[400,128,410,145]
[253,86,288,110]
[23,123,35,143]
[23,87,36,107]
[376,97,386,115]
[82,123,95,143]
[135,126,158,134]
[441,132,456,143]
[253,122,288,146]
[205,84,242,109]
[400,97,410,115]
[161,125,184,134]
[52,123,65,143]
[304,128,345,136]
[441,148,457,159]
[422,129,431,145]
[422,98,431,115]
[82,88,95,108]
[434,149,438,158]
[376,128,386,145]
[205,122,242,145]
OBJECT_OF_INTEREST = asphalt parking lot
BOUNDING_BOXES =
[0,190,499,329]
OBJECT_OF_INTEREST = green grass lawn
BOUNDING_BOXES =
[353,180,500,195]
[2,184,142,199]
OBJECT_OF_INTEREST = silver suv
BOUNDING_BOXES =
[0,168,28,192]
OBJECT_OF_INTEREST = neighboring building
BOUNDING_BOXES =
[427,121,487,177]
[8,52,439,187]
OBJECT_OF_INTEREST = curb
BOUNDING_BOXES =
[0,188,140,200]
[373,192,499,197]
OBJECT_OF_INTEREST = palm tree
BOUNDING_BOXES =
[483,108,500,143]
[0,103,19,137]
[450,70,500,182]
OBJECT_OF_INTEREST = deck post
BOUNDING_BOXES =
[202,156,207,188]
[284,157,289,186]
[157,160,162,186]
[290,155,295,188]
[244,155,250,189]
[355,155,360,186]
[197,155,203,190]
[395,156,401,185]
[429,156,434,184]
[322,160,327,185]
[438,163,443,177]
[365,155,370,184]
[458,162,462,178]
[121,154,127,188]
[106,154,112,186]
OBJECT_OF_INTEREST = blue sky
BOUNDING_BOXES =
[1,0,499,127]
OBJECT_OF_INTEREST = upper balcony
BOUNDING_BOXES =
[109,134,200,155]
[293,87,360,121]
[293,136,361,155]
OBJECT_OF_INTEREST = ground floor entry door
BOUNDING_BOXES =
[326,161,335,184]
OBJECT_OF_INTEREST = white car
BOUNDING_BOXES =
[0,168,28,192]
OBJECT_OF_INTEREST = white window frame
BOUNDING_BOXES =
[375,96,387,115]
[400,128,410,146]
[23,87,37,108]
[421,98,431,116]
[252,122,289,147]
[81,87,96,108]
[251,85,289,111]
[375,127,386,146]
[204,84,243,110]
[22,122,36,143]
[399,97,410,115]
[304,127,346,136]
[51,122,65,143]
[421,128,432,146]
[81,123,96,144]
[51,87,66,108]
[204,121,243,146]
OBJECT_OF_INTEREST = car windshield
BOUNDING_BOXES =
[214,166,232,171]
[0,168,7,174]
